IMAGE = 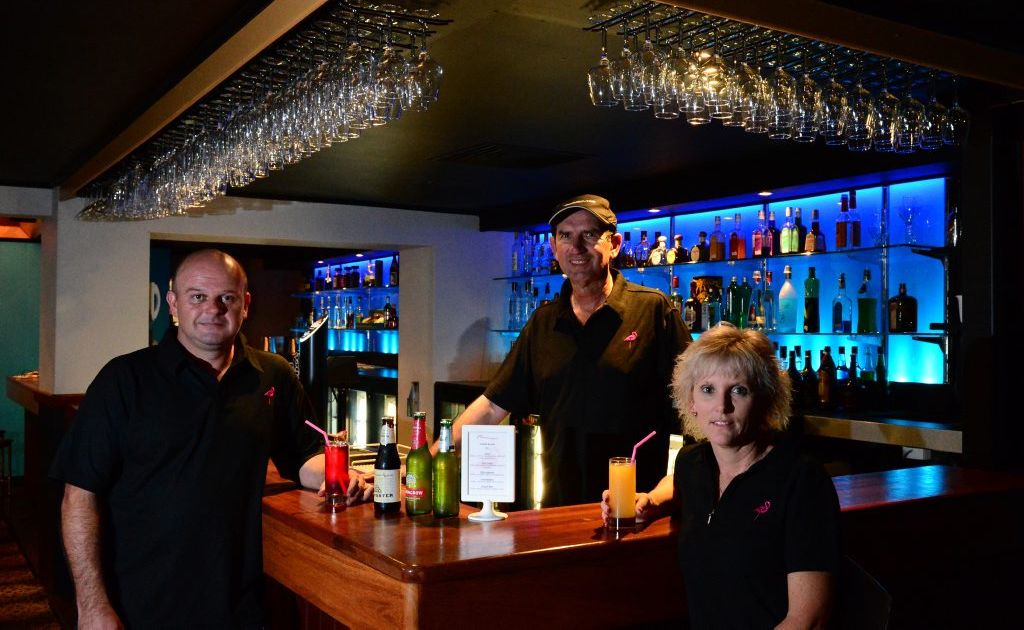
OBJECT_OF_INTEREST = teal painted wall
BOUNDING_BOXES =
[0,241,40,477]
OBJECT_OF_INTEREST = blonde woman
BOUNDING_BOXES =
[603,324,840,629]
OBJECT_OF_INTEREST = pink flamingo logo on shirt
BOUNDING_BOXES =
[264,386,276,404]
[623,330,638,348]
[753,500,771,521]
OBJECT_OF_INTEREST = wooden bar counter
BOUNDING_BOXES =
[263,464,1024,629]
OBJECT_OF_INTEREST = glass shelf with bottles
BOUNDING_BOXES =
[497,176,951,384]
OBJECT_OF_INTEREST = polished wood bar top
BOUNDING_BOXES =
[832,464,1024,512]
[262,485,674,584]
[262,463,1024,585]
[6,374,83,415]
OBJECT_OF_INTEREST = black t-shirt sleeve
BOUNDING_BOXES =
[784,459,842,574]
[49,359,127,495]
[269,362,323,483]
[483,318,534,416]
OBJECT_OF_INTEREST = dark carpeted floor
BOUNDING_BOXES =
[0,518,59,629]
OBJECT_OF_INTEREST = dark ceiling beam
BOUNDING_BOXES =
[59,0,328,201]
[663,0,1024,91]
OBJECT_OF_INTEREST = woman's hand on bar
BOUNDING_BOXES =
[599,490,660,525]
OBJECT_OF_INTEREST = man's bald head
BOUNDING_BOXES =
[172,249,248,294]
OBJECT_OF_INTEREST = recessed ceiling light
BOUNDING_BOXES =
[317,260,324,264]
[355,253,364,257]
[648,208,661,213]
[757,191,773,197]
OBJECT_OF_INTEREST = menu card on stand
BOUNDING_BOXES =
[461,425,516,522]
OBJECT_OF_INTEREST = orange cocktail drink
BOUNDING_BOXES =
[608,457,636,529]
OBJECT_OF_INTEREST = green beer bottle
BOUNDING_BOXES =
[432,418,460,518]
[405,412,432,516]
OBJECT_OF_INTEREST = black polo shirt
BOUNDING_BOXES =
[486,269,690,506]
[674,434,841,629]
[51,331,321,628]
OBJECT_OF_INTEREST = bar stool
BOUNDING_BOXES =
[0,430,13,502]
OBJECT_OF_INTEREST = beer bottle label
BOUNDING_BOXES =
[374,469,400,503]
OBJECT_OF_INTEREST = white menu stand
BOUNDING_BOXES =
[469,501,508,522]
[461,425,515,523]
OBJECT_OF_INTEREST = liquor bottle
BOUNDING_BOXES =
[831,272,853,333]
[345,297,356,329]
[817,347,837,411]
[330,294,342,330]
[684,279,702,331]
[405,412,433,516]
[690,231,710,262]
[433,418,461,518]
[726,276,740,327]
[507,283,518,330]
[618,232,635,268]
[364,260,377,288]
[752,209,767,257]
[836,346,850,386]
[779,207,796,254]
[777,265,798,333]
[549,234,562,275]
[860,346,876,382]
[669,276,684,313]
[805,209,827,252]
[649,232,668,265]
[374,416,401,515]
[793,208,808,253]
[848,191,861,248]
[534,234,549,275]
[383,295,398,329]
[334,266,344,290]
[779,345,788,370]
[635,230,651,268]
[749,270,764,330]
[668,234,688,264]
[888,283,918,332]
[388,254,399,287]
[324,266,333,292]
[835,194,850,250]
[701,285,722,331]
[801,349,818,411]
[709,216,726,262]
[803,266,820,333]
[354,299,365,327]
[793,344,803,371]
[510,231,521,276]
[763,270,777,332]
[729,213,747,260]
[765,210,781,256]
[541,282,553,306]
[856,269,878,334]
[843,346,862,411]
[788,350,803,413]
[375,259,385,288]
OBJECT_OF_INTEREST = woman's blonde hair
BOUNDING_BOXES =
[671,323,792,440]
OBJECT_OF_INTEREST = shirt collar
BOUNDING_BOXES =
[556,268,627,323]
[157,329,264,375]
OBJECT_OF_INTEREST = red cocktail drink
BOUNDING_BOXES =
[325,438,350,511]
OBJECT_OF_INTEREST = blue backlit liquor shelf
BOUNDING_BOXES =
[496,174,953,386]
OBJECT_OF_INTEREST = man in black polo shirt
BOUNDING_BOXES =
[52,249,371,628]
[439,195,691,506]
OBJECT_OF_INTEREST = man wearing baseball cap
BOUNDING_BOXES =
[436,194,691,506]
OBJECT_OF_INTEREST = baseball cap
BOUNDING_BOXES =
[548,194,617,231]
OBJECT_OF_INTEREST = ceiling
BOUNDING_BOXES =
[2,1,1023,230]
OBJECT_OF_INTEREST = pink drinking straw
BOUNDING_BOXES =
[304,419,330,447]
[630,430,657,464]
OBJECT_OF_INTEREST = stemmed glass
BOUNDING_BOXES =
[919,72,947,150]
[943,77,970,147]
[742,49,770,134]
[898,196,918,244]
[818,75,847,146]
[873,67,900,152]
[588,29,619,108]
[845,67,875,152]
[613,35,647,112]
[894,71,924,154]
[792,49,821,143]
[406,28,444,112]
